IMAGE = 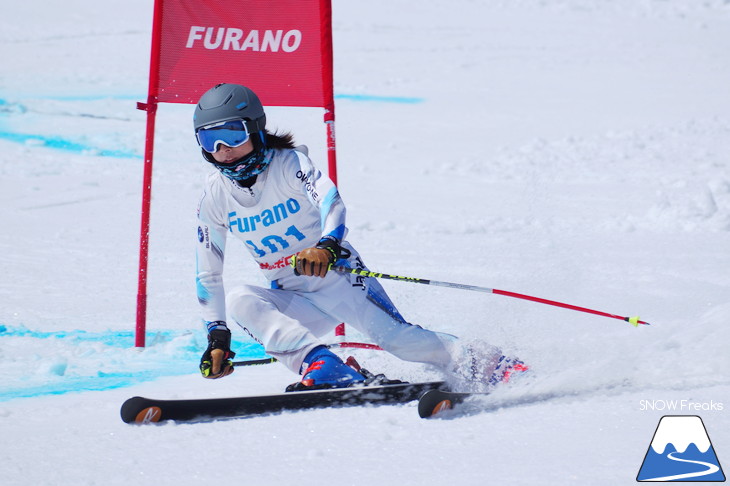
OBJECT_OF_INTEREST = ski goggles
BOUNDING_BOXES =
[196,120,250,153]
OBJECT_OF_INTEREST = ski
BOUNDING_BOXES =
[121,381,446,424]
[418,358,531,418]
[417,389,482,418]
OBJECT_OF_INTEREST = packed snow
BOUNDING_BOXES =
[1,1,729,485]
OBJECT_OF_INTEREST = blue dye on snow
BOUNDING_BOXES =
[0,325,269,401]
[0,91,422,159]
[0,130,140,158]
[335,93,424,103]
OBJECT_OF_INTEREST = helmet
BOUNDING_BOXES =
[193,84,271,182]
[193,83,266,134]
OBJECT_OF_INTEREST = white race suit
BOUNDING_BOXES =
[195,147,461,374]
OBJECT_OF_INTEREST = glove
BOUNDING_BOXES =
[294,237,347,278]
[200,329,236,379]
[295,247,334,278]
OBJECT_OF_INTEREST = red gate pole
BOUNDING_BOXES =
[326,109,345,340]
[134,99,158,348]
[134,0,164,348]
[320,0,345,340]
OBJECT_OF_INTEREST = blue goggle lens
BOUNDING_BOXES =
[196,120,250,153]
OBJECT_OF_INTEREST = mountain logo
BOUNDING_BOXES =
[637,415,725,482]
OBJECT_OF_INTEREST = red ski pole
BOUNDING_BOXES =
[330,266,651,327]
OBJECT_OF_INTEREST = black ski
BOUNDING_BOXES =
[121,381,446,424]
[418,389,481,418]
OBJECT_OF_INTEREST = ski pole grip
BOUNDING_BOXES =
[290,253,335,276]
[290,254,301,275]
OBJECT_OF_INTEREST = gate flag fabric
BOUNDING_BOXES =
[151,0,334,109]
[136,0,336,347]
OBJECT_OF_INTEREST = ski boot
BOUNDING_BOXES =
[286,346,365,392]
[488,355,529,386]
[450,340,529,392]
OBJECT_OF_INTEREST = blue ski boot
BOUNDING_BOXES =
[286,346,366,391]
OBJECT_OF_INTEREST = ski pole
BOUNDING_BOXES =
[330,265,651,327]
[232,357,278,367]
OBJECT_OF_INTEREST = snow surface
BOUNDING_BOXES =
[1,0,729,484]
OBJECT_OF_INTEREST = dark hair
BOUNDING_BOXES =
[265,130,296,149]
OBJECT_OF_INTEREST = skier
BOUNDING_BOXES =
[194,83,524,391]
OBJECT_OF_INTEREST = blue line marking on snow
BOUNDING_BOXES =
[32,93,425,103]
[335,93,424,104]
[0,96,141,158]
[1,372,170,401]
[0,95,142,103]
[34,94,142,101]
[0,325,175,346]
[0,97,27,115]
[0,130,141,158]
[0,325,269,402]
[0,91,422,159]
[3,93,424,105]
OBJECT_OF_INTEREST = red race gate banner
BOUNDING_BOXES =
[136,0,338,347]
[150,0,334,109]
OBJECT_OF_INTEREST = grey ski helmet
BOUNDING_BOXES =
[193,83,266,134]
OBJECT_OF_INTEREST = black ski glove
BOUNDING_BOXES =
[200,329,236,379]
